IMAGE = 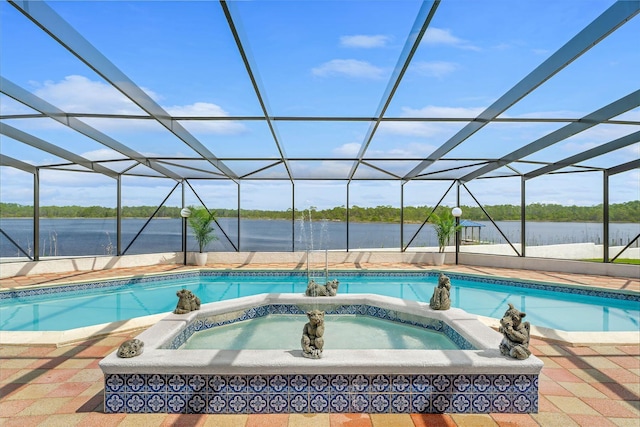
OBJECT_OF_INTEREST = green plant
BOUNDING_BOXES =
[187,207,218,253]
[431,212,462,253]
[582,258,640,265]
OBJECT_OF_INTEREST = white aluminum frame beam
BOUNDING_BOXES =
[9,0,238,181]
[0,77,182,180]
[609,158,640,175]
[0,154,37,174]
[460,90,640,183]
[403,0,640,180]
[348,0,440,181]
[0,123,119,178]
[525,130,640,179]
[220,0,293,183]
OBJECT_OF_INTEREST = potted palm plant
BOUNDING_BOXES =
[187,206,217,266]
[431,211,462,266]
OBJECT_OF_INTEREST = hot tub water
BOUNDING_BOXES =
[181,314,460,350]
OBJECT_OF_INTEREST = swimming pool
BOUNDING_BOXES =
[1,271,638,332]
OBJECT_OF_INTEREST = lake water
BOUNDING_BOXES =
[0,217,638,258]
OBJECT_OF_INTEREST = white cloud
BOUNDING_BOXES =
[561,141,600,154]
[333,141,437,162]
[412,61,458,78]
[38,169,114,187]
[503,108,640,122]
[424,28,461,45]
[621,143,640,159]
[613,109,640,121]
[401,105,486,118]
[612,169,640,204]
[380,121,447,138]
[361,144,439,165]
[562,141,638,163]
[306,160,352,178]
[0,95,35,115]
[565,125,640,144]
[311,59,385,79]
[0,168,231,208]
[80,148,127,161]
[526,173,607,205]
[340,35,390,48]
[503,109,583,119]
[33,75,151,114]
[376,105,486,138]
[166,102,228,117]
[168,103,246,134]
[334,140,438,162]
[2,169,120,207]
[532,48,550,56]
[332,142,362,156]
[27,75,246,135]
[465,172,637,206]
[423,28,480,51]
[240,181,295,209]
[493,42,512,51]
[382,142,437,158]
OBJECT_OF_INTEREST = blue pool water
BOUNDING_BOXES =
[1,272,638,332]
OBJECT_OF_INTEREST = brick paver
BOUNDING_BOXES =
[1,263,638,426]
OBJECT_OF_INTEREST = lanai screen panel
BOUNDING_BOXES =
[0,0,638,257]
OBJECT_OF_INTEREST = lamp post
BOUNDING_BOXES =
[180,207,191,266]
[451,207,462,265]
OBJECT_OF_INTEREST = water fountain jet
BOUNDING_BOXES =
[300,206,338,296]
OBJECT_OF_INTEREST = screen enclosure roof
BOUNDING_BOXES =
[1,0,639,186]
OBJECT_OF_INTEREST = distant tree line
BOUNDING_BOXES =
[0,201,637,223]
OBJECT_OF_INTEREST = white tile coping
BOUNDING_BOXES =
[99,294,544,376]
[2,294,636,348]
[0,313,166,347]
[476,315,640,347]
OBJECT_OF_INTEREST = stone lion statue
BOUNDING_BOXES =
[173,289,201,314]
[117,338,144,358]
[429,272,452,310]
[301,309,325,359]
[499,303,531,360]
[305,279,339,297]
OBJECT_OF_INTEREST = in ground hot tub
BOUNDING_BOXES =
[179,313,461,350]
[99,294,543,414]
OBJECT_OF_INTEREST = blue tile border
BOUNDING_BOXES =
[0,271,200,301]
[164,303,475,351]
[443,272,639,303]
[3,269,637,303]
[103,373,539,414]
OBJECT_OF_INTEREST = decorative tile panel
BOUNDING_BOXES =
[103,373,539,414]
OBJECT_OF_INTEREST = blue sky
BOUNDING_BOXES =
[0,0,638,210]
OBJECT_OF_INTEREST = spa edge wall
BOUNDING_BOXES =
[99,294,543,415]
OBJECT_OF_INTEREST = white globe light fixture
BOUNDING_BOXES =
[451,207,462,265]
[180,208,191,265]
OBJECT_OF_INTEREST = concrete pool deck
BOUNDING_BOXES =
[0,262,639,426]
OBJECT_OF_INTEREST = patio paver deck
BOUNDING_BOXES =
[1,263,638,426]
